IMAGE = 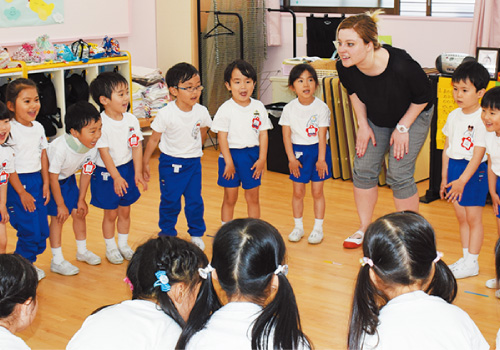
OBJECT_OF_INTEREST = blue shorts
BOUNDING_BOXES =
[7,172,49,263]
[447,158,488,207]
[47,174,78,216]
[290,143,332,183]
[217,146,261,190]
[90,160,140,210]
[496,178,500,219]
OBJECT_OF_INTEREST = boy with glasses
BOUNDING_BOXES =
[143,62,211,250]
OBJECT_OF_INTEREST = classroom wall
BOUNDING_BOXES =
[260,13,474,104]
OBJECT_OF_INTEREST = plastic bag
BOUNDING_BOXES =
[102,36,120,57]
[35,34,56,62]
[0,47,10,69]
[88,43,106,59]
[70,39,90,62]
[12,43,40,63]
[54,44,76,62]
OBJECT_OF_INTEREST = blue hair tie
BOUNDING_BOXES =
[153,271,171,292]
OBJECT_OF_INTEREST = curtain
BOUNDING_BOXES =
[201,0,267,116]
[469,0,500,54]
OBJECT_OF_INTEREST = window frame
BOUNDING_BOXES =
[283,0,473,17]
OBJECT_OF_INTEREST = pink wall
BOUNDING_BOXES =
[261,13,473,104]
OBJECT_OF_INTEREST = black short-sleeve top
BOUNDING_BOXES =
[336,45,433,128]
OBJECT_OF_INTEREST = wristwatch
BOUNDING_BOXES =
[396,124,409,133]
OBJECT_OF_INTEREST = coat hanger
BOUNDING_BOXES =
[204,12,235,38]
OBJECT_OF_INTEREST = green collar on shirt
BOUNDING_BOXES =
[64,134,90,154]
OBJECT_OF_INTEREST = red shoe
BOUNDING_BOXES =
[343,231,364,249]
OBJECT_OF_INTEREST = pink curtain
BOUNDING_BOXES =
[266,0,282,46]
[469,0,500,54]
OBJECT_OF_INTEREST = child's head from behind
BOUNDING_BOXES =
[0,254,38,333]
[212,218,285,302]
[89,72,129,115]
[65,101,102,149]
[0,102,12,145]
[451,60,490,113]
[288,64,319,104]
[481,86,500,134]
[224,60,257,107]
[348,211,457,349]
[165,63,202,112]
[5,78,39,126]
[126,236,207,326]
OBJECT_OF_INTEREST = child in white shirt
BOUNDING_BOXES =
[440,61,491,279]
[47,101,102,276]
[211,60,272,224]
[348,211,488,350]
[143,63,211,251]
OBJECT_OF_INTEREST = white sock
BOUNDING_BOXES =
[76,239,88,255]
[313,218,324,231]
[294,217,303,230]
[105,238,118,251]
[51,247,64,264]
[463,248,469,259]
[117,233,129,248]
[467,253,479,265]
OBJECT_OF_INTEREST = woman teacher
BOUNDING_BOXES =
[336,10,434,248]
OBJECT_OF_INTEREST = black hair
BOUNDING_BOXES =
[122,236,207,328]
[177,218,311,350]
[0,254,38,320]
[452,60,490,91]
[165,63,199,89]
[348,211,457,350]
[65,101,101,134]
[288,64,319,87]
[89,72,128,110]
[481,86,500,110]
[0,101,12,121]
[223,59,257,85]
[5,78,38,119]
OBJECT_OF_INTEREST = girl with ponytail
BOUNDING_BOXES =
[348,211,488,349]
[67,236,207,350]
[178,218,311,349]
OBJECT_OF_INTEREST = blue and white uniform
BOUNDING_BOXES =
[212,98,272,189]
[442,108,488,206]
[484,131,500,218]
[90,112,142,210]
[7,120,49,263]
[47,135,98,215]
[279,97,332,183]
[151,101,212,236]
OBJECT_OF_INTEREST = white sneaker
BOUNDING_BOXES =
[118,245,134,260]
[288,228,304,242]
[485,278,498,289]
[76,250,102,265]
[35,266,45,281]
[51,260,79,276]
[191,237,205,251]
[448,257,464,271]
[106,249,124,264]
[343,230,364,249]
[308,229,323,244]
[452,260,479,279]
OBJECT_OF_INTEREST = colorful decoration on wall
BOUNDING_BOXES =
[0,0,64,27]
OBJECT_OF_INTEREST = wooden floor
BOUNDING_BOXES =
[12,146,500,350]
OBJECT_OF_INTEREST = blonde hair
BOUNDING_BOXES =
[337,9,384,50]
